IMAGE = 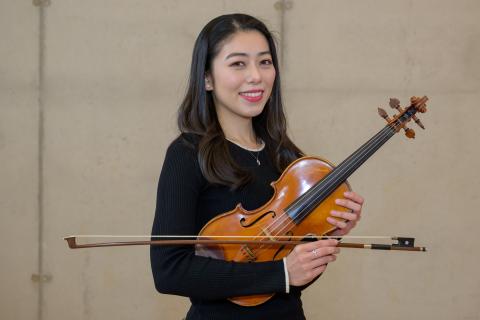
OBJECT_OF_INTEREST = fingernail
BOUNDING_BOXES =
[335,199,341,204]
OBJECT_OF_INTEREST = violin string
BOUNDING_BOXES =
[287,129,390,219]
[244,129,391,258]
[235,103,421,257]
[289,128,393,219]
[287,113,410,226]
[254,128,393,258]
[224,107,414,258]
[248,119,402,257]
[270,125,394,237]
[268,118,403,238]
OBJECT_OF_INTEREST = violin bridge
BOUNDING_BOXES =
[261,227,276,241]
[241,245,257,262]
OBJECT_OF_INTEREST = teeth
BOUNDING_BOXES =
[240,92,262,97]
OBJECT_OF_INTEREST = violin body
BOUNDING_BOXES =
[196,156,351,306]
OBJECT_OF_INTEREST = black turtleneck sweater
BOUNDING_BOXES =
[150,134,307,320]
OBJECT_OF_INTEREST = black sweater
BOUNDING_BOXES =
[150,134,306,320]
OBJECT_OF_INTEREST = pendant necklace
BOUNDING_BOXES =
[249,150,261,166]
[225,138,265,166]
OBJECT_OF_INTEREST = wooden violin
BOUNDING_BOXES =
[65,96,429,307]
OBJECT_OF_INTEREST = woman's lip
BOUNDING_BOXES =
[240,89,264,93]
[239,90,264,103]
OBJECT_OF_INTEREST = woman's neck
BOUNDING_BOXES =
[218,116,260,149]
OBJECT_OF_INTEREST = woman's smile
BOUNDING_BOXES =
[239,89,264,103]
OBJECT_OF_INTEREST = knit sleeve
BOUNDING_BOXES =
[150,137,287,300]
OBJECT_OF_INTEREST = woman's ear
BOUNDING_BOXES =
[205,73,213,91]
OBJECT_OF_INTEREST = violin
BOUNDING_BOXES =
[65,96,428,307]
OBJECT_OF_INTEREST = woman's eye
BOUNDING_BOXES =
[230,61,245,67]
[261,59,273,65]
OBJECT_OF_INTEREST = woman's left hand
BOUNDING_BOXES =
[327,191,364,237]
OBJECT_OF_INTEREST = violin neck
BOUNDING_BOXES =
[334,125,396,186]
[288,124,396,224]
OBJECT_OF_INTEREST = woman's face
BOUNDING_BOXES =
[206,31,276,124]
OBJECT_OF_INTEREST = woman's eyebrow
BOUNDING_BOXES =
[225,51,271,60]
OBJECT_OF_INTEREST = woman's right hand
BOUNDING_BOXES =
[285,239,339,286]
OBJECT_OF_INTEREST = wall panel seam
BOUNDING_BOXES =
[37,4,46,320]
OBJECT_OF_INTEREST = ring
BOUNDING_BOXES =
[312,249,318,257]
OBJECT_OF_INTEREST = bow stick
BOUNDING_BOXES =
[64,235,426,252]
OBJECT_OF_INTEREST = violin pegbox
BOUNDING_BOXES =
[377,96,428,139]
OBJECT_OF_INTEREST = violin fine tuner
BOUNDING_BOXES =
[378,96,428,139]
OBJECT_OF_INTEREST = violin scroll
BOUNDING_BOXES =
[378,96,429,139]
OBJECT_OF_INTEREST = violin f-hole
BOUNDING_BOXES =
[239,210,276,228]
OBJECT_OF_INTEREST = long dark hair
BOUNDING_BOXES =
[177,13,303,189]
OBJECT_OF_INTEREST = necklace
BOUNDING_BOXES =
[249,150,261,166]
[225,138,265,166]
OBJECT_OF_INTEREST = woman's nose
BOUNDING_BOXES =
[246,65,261,83]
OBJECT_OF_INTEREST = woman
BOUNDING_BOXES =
[150,13,364,320]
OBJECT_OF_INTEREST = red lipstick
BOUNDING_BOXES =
[239,89,264,103]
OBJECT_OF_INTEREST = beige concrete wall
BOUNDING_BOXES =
[1,0,479,319]
[284,2,480,319]
[0,1,40,319]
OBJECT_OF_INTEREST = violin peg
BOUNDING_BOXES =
[404,127,415,139]
[389,97,404,114]
[413,116,425,129]
[378,108,391,122]
[389,98,401,109]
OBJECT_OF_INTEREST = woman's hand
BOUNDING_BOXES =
[327,191,364,237]
[286,239,339,286]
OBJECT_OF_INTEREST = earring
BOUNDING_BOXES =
[205,79,212,90]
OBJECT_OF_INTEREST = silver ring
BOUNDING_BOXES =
[312,249,318,257]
